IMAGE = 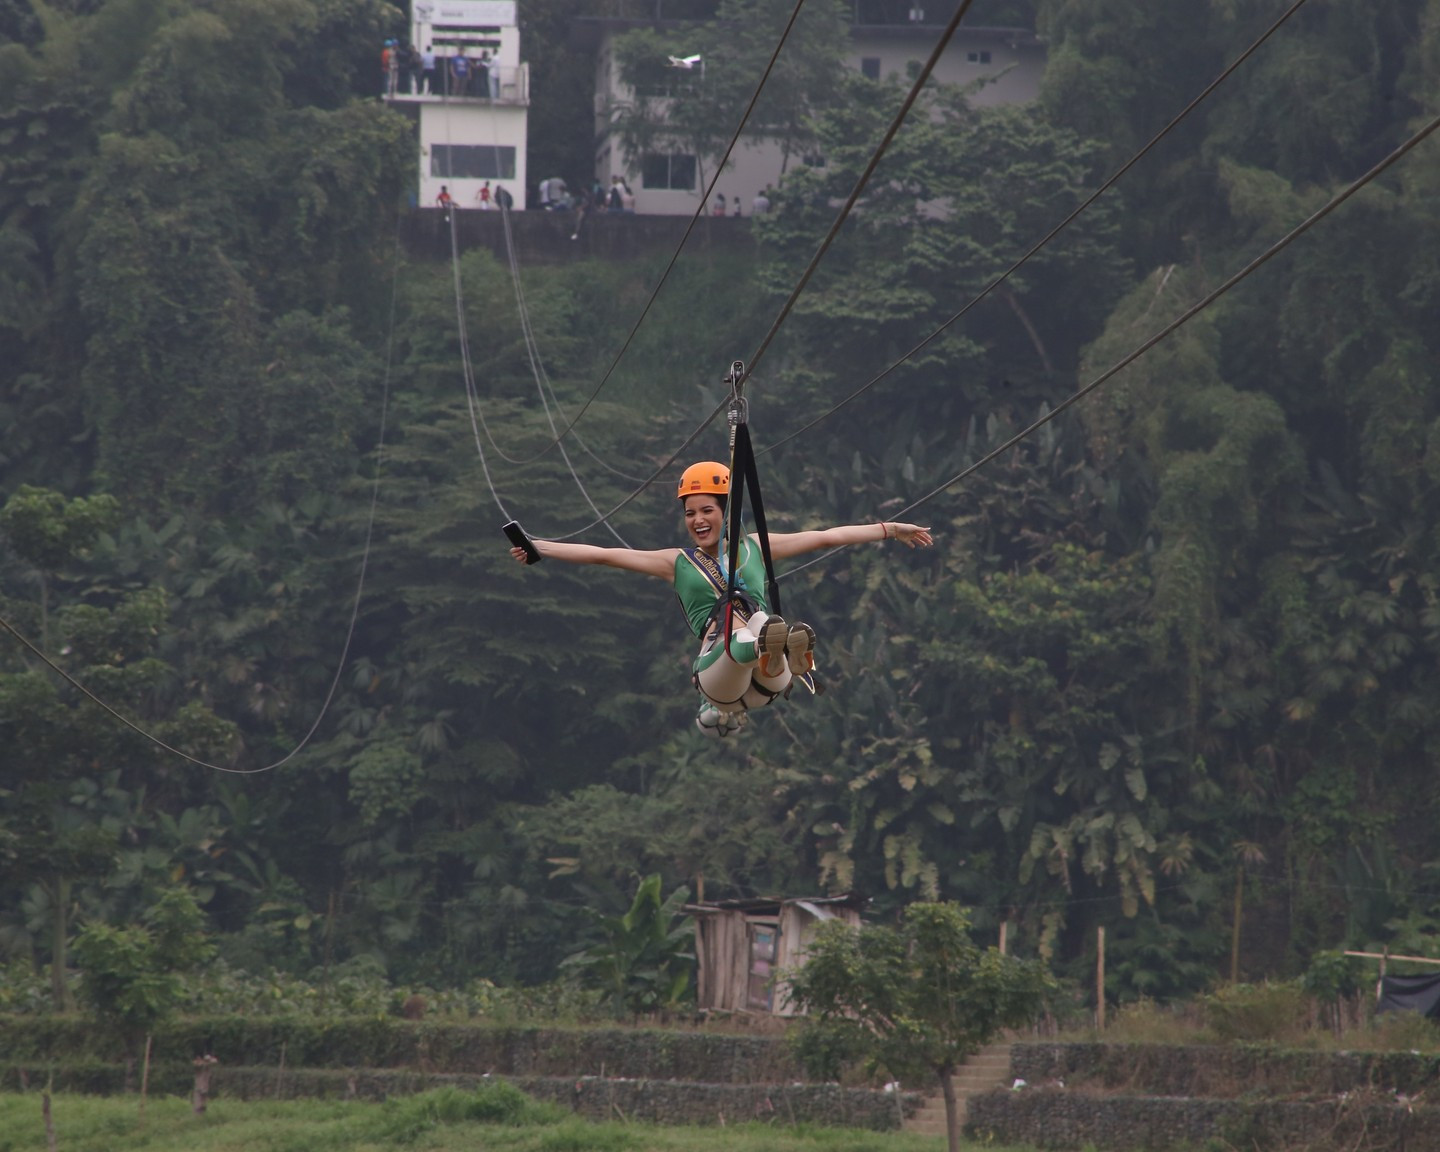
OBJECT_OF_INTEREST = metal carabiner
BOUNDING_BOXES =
[725,359,748,445]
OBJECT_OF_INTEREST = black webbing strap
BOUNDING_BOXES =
[721,422,782,658]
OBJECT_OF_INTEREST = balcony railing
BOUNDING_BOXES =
[385,62,529,106]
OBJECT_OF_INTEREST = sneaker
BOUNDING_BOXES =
[696,703,747,738]
[785,622,816,675]
[756,616,789,678]
[696,703,724,738]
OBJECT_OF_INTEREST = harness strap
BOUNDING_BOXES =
[736,423,782,618]
[719,421,781,658]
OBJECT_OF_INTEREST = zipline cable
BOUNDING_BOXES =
[448,203,519,522]
[496,200,633,543]
[493,0,815,464]
[0,217,411,773]
[442,149,630,539]
[437,79,649,545]
[739,0,978,387]
[779,108,1440,580]
[759,0,1315,456]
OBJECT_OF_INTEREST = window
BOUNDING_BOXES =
[966,49,992,64]
[641,152,697,191]
[860,56,881,81]
[430,144,516,179]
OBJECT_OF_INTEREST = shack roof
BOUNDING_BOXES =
[684,893,867,916]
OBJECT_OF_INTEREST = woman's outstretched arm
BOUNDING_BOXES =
[511,540,678,582]
[764,521,932,560]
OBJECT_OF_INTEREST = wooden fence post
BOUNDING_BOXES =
[1097,926,1106,1031]
[193,1054,218,1115]
[42,1074,57,1152]
[139,1033,153,1124]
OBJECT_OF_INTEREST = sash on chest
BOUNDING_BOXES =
[679,546,757,631]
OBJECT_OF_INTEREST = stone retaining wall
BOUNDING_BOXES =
[1012,1043,1440,1098]
[0,1062,918,1130]
[399,210,755,266]
[967,1088,1440,1152]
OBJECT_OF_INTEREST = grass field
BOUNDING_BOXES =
[0,1086,1042,1152]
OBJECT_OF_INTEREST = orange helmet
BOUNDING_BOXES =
[677,461,730,500]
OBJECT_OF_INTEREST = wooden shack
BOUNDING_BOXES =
[687,895,865,1015]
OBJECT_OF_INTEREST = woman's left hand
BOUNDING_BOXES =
[891,523,933,548]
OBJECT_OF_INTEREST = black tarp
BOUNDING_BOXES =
[1378,972,1440,1017]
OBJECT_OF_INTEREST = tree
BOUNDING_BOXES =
[752,81,1129,424]
[787,902,1054,1152]
[0,485,117,647]
[563,873,694,1019]
[72,886,214,1081]
[0,487,237,1006]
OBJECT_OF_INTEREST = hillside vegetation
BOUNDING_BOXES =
[2,0,1440,1013]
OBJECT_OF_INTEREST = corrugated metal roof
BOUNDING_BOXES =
[684,893,865,915]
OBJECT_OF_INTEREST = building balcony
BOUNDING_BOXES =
[385,62,529,106]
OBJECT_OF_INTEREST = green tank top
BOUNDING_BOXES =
[674,536,770,638]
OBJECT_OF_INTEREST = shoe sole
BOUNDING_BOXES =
[756,616,789,678]
[786,622,816,675]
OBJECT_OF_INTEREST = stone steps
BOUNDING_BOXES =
[902,1043,1012,1137]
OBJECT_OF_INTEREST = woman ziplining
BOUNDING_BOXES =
[507,457,931,737]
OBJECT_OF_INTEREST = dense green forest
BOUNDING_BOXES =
[2,0,1439,1012]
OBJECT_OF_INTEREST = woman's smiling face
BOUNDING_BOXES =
[683,495,725,552]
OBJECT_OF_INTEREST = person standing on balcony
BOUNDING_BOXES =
[475,52,490,100]
[385,40,400,97]
[484,50,501,99]
[450,54,469,97]
[380,40,395,97]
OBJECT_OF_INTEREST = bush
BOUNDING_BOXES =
[1201,982,1308,1043]
[537,1121,640,1152]
[1365,1010,1440,1052]
[375,1083,565,1141]
[0,962,53,1015]
[1103,998,1205,1046]
[1300,951,1364,1003]
[163,960,606,1024]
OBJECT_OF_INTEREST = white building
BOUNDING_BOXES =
[389,0,530,211]
[579,19,1044,216]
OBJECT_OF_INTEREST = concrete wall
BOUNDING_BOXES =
[418,102,528,212]
[400,207,756,265]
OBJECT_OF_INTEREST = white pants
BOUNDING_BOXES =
[694,610,791,713]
